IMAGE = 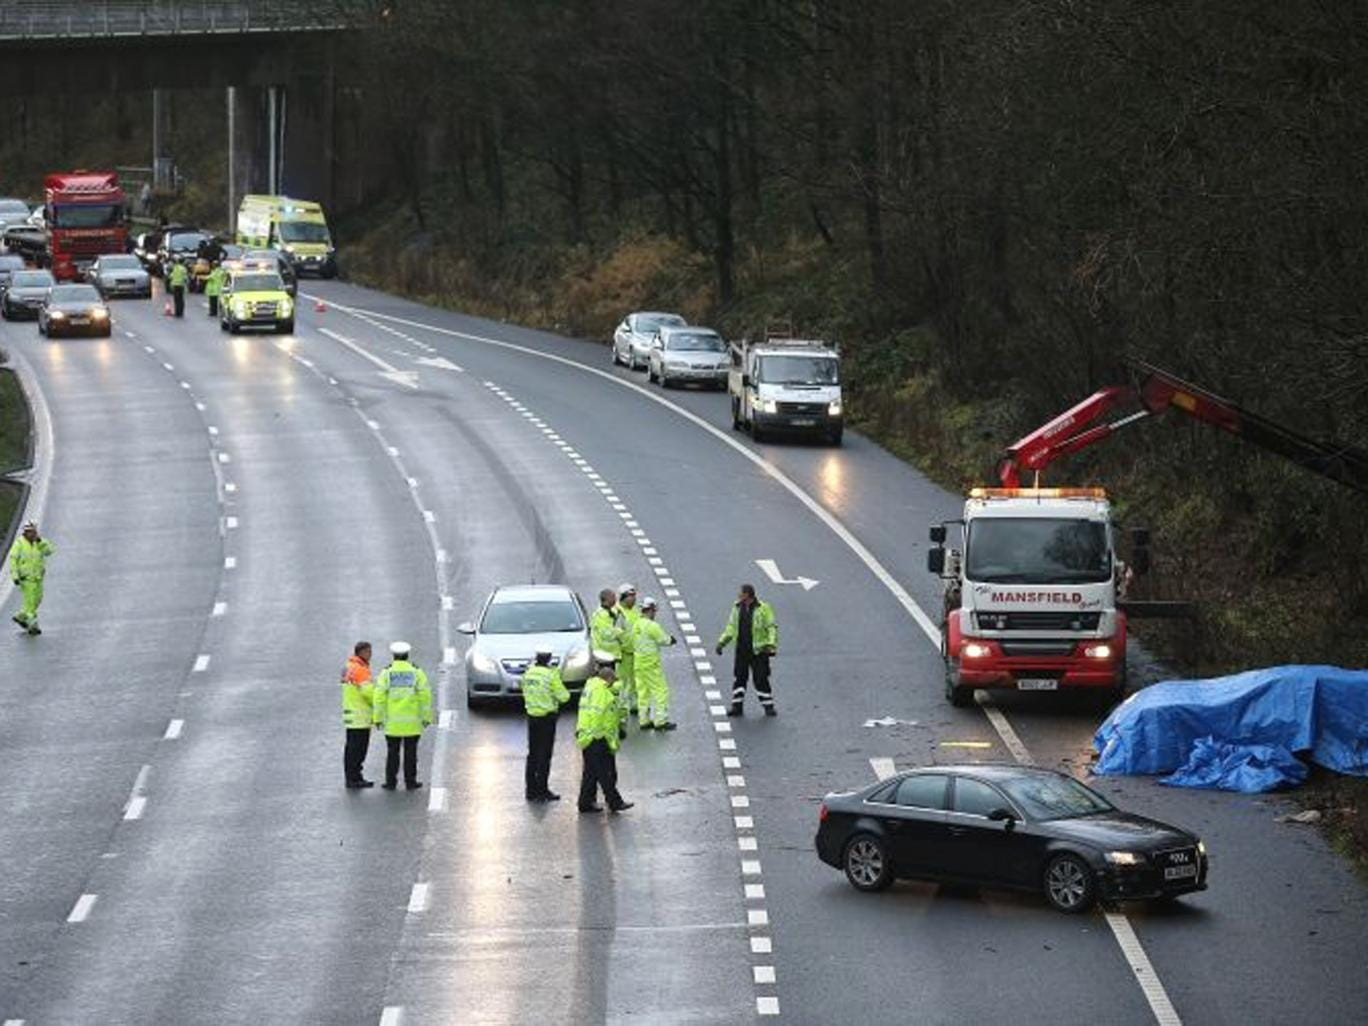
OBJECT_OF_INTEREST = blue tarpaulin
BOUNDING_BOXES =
[1093,665,1368,792]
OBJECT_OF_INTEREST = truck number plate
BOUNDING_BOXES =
[1164,864,1198,880]
[1016,678,1058,691]
[790,417,816,427]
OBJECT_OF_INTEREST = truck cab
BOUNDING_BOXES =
[728,332,843,445]
[928,487,1147,707]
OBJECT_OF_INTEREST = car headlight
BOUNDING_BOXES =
[92,308,108,320]
[828,400,843,416]
[280,297,294,317]
[665,361,685,371]
[233,299,250,316]
[562,647,591,674]
[283,245,296,254]
[962,641,991,659]
[1104,851,1146,866]
[756,398,778,413]
[1084,643,1113,659]
[469,650,498,675]
[1197,840,1206,856]
[49,310,66,319]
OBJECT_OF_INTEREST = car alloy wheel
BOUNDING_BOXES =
[1044,853,1094,913]
[844,834,893,891]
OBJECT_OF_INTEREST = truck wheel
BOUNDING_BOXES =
[945,658,973,707]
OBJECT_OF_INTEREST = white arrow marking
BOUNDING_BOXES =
[863,716,920,728]
[415,355,464,373]
[755,558,819,591]
[318,327,418,389]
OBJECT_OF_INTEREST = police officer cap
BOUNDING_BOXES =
[535,649,554,660]
[641,596,659,610]
[592,649,618,666]
[390,641,411,656]
[618,582,637,596]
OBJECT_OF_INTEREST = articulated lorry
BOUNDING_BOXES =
[3,171,128,280]
[928,362,1368,707]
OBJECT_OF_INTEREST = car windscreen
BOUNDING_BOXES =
[965,518,1111,584]
[231,274,284,292]
[0,255,25,270]
[278,221,329,243]
[168,233,209,250]
[756,355,838,385]
[99,255,141,270]
[50,285,100,302]
[51,204,123,228]
[481,599,584,634]
[0,201,32,217]
[635,313,686,333]
[667,332,725,352]
[997,774,1114,821]
[12,271,54,287]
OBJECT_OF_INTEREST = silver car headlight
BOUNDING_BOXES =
[1104,851,1145,866]
[469,650,499,675]
[756,398,778,414]
[562,647,591,674]
[828,400,842,416]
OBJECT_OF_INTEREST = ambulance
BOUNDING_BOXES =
[235,195,337,278]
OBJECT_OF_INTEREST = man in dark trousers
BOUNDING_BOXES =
[341,641,374,789]
[716,583,779,717]
[576,654,633,814]
[522,649,570,802]
[373,641,432,790]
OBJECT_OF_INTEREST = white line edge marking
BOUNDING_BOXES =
[428,786,448,812]
[379,1008,403,1026]
[164,719,184,740]
[193,654,211,673]
[124,795,147,820]
[1105,912,1183,1026]
[408,882,430,913]
[67,894,97,923]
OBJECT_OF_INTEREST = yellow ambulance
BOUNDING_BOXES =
[235,195,337,278]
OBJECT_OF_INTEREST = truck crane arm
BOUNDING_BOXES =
[997,361,1368,494]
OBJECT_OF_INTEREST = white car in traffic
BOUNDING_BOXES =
[613,311,686,370]
[647,325,729,389]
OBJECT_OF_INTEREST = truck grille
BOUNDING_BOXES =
[776,401,828,415]
[1000,640,1076,657]
[976,611,1102,631]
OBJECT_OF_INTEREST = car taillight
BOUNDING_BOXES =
[818,802,828,822]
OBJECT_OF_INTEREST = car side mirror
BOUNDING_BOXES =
[456,621,476,635]
[927,548,945,575]
[929,524,947,544]
[988,808,1016,829]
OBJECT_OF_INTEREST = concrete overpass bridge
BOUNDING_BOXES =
[0,1,367,218]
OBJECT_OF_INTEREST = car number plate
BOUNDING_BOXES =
[1164,864,1198,880]
[1016,678,1059,691]
[790,417,816,426]
[71,316,89,325]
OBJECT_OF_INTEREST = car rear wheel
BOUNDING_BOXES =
[1043,853,1095,913]
[843,834,894,892]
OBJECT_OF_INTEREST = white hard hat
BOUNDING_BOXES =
[618,582,637,596]
[641,596,658,610]
[390,641,411,656]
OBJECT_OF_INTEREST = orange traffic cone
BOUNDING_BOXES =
[314,299,327,313]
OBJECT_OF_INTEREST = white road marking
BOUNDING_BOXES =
[443,647,457,664]
[751,937,772,954]
[731,795,750,808]
[225,516,238,530]
[1106,912,1183,1025]
[366,419,380,429]
[379,1008,403,1026]
[745,883,765,899]
[5,1017,27,1025]
[217,452,230,463]
[710,705,727,716]
[423,510,436,524]
[741,859,762,876]
[754,966,777,984]
[161,362,174,371]
[976,697,1034,765]
[124,796,147,821]
[755,557,819,591]
[739,837,759,851]
[727,775,746,787]
[164,719,184,739]
[719,738,736,750]
[439,710,454,729]
[757,996,780,1016]
[747,909,769,926]
[714,722,732,734]
[700,675,716,685]
[869,757,897,780]
[436,549,448,563]
[317,326,419,389]
[67,894,98,923]
[212,602,227,616]
[224,481,237,492]
[734,815,753,828]
[207,425,219,435]
[193,654,211,673]
[194,402,206,411]
[428,787,448,812]
[408,882,431,913]
[723,757,742,770]
[224,556,237,569]
[442,596,454,610]
[180,380,191,390]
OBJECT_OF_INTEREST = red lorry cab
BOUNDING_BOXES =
[45,170,127,281]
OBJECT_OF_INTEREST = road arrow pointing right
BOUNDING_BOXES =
[319,327,419,390]
[755,558,820,591]
[415,356,464,373]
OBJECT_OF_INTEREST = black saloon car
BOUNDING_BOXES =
[39,283,112,338]
[1,268,56,320]
[816,764,1208,913]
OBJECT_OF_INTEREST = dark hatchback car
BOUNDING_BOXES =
[0,252,26,292]
[39,283,112,338]
[816,764,1208,913]
[1,268,56,320]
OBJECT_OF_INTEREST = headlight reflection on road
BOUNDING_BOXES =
[819,454,846,508]
[229,337,253,367]
[95,339,111,366]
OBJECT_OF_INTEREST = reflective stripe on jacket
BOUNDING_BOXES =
[168,264,189,287]
[576,676,621,751]
[633,618,673,668]
[205,268,226,296]
[717,600,778,653]
[9,537,54,582]
[341,654,373,728]
[373,659,432,737]
[522,664,570,717]
[590,606,622,658]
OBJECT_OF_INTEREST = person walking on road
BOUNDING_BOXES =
[614,584,640,716]
[633,597,677,730]
[523,649,570,802]
[341,641,375,789]
[9,521,53,636]
[205,262,226,319]
[168,259,189,318]
[716,583,779,717]
[577,654,633,813]
[373,641,432,791]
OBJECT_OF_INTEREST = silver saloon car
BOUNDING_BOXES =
[612,310,686,370]
[648,325,729,389]
[88,253,152,299]
[461,585,594,708]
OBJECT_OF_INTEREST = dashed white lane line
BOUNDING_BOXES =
[225,515,239,530]
[124,796,147,821]
[224,556,237,569]
[747,909,769,926]
[224,481,237,493]
[1106,913,1182,1025]
[977,697,1034,765]
[212,601,227,616]
[438,710,454,729]
[164,719,184,740]
[427,787,448,812]
[5,1016,27,1025]
[869,757,897,781]
[751,937,772,954]
[753,966,777,984]
[407,883,430,913]
[443,646,457,665]
[217,452,230,464]
[757,996,780,1016]
[193,654,211,673]
[67,894,98,923]
[379,1008,403,1026]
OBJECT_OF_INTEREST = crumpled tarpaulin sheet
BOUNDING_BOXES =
[1093,665,1368,792]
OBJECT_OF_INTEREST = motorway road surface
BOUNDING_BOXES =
[1,279,1364,1025]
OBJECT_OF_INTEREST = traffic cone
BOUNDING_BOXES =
[314,299,327,313]
[163,301,172,316]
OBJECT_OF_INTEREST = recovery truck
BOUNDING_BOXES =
[40,171,129,281]
[729,323,843,444]
[928,361,1368,706]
